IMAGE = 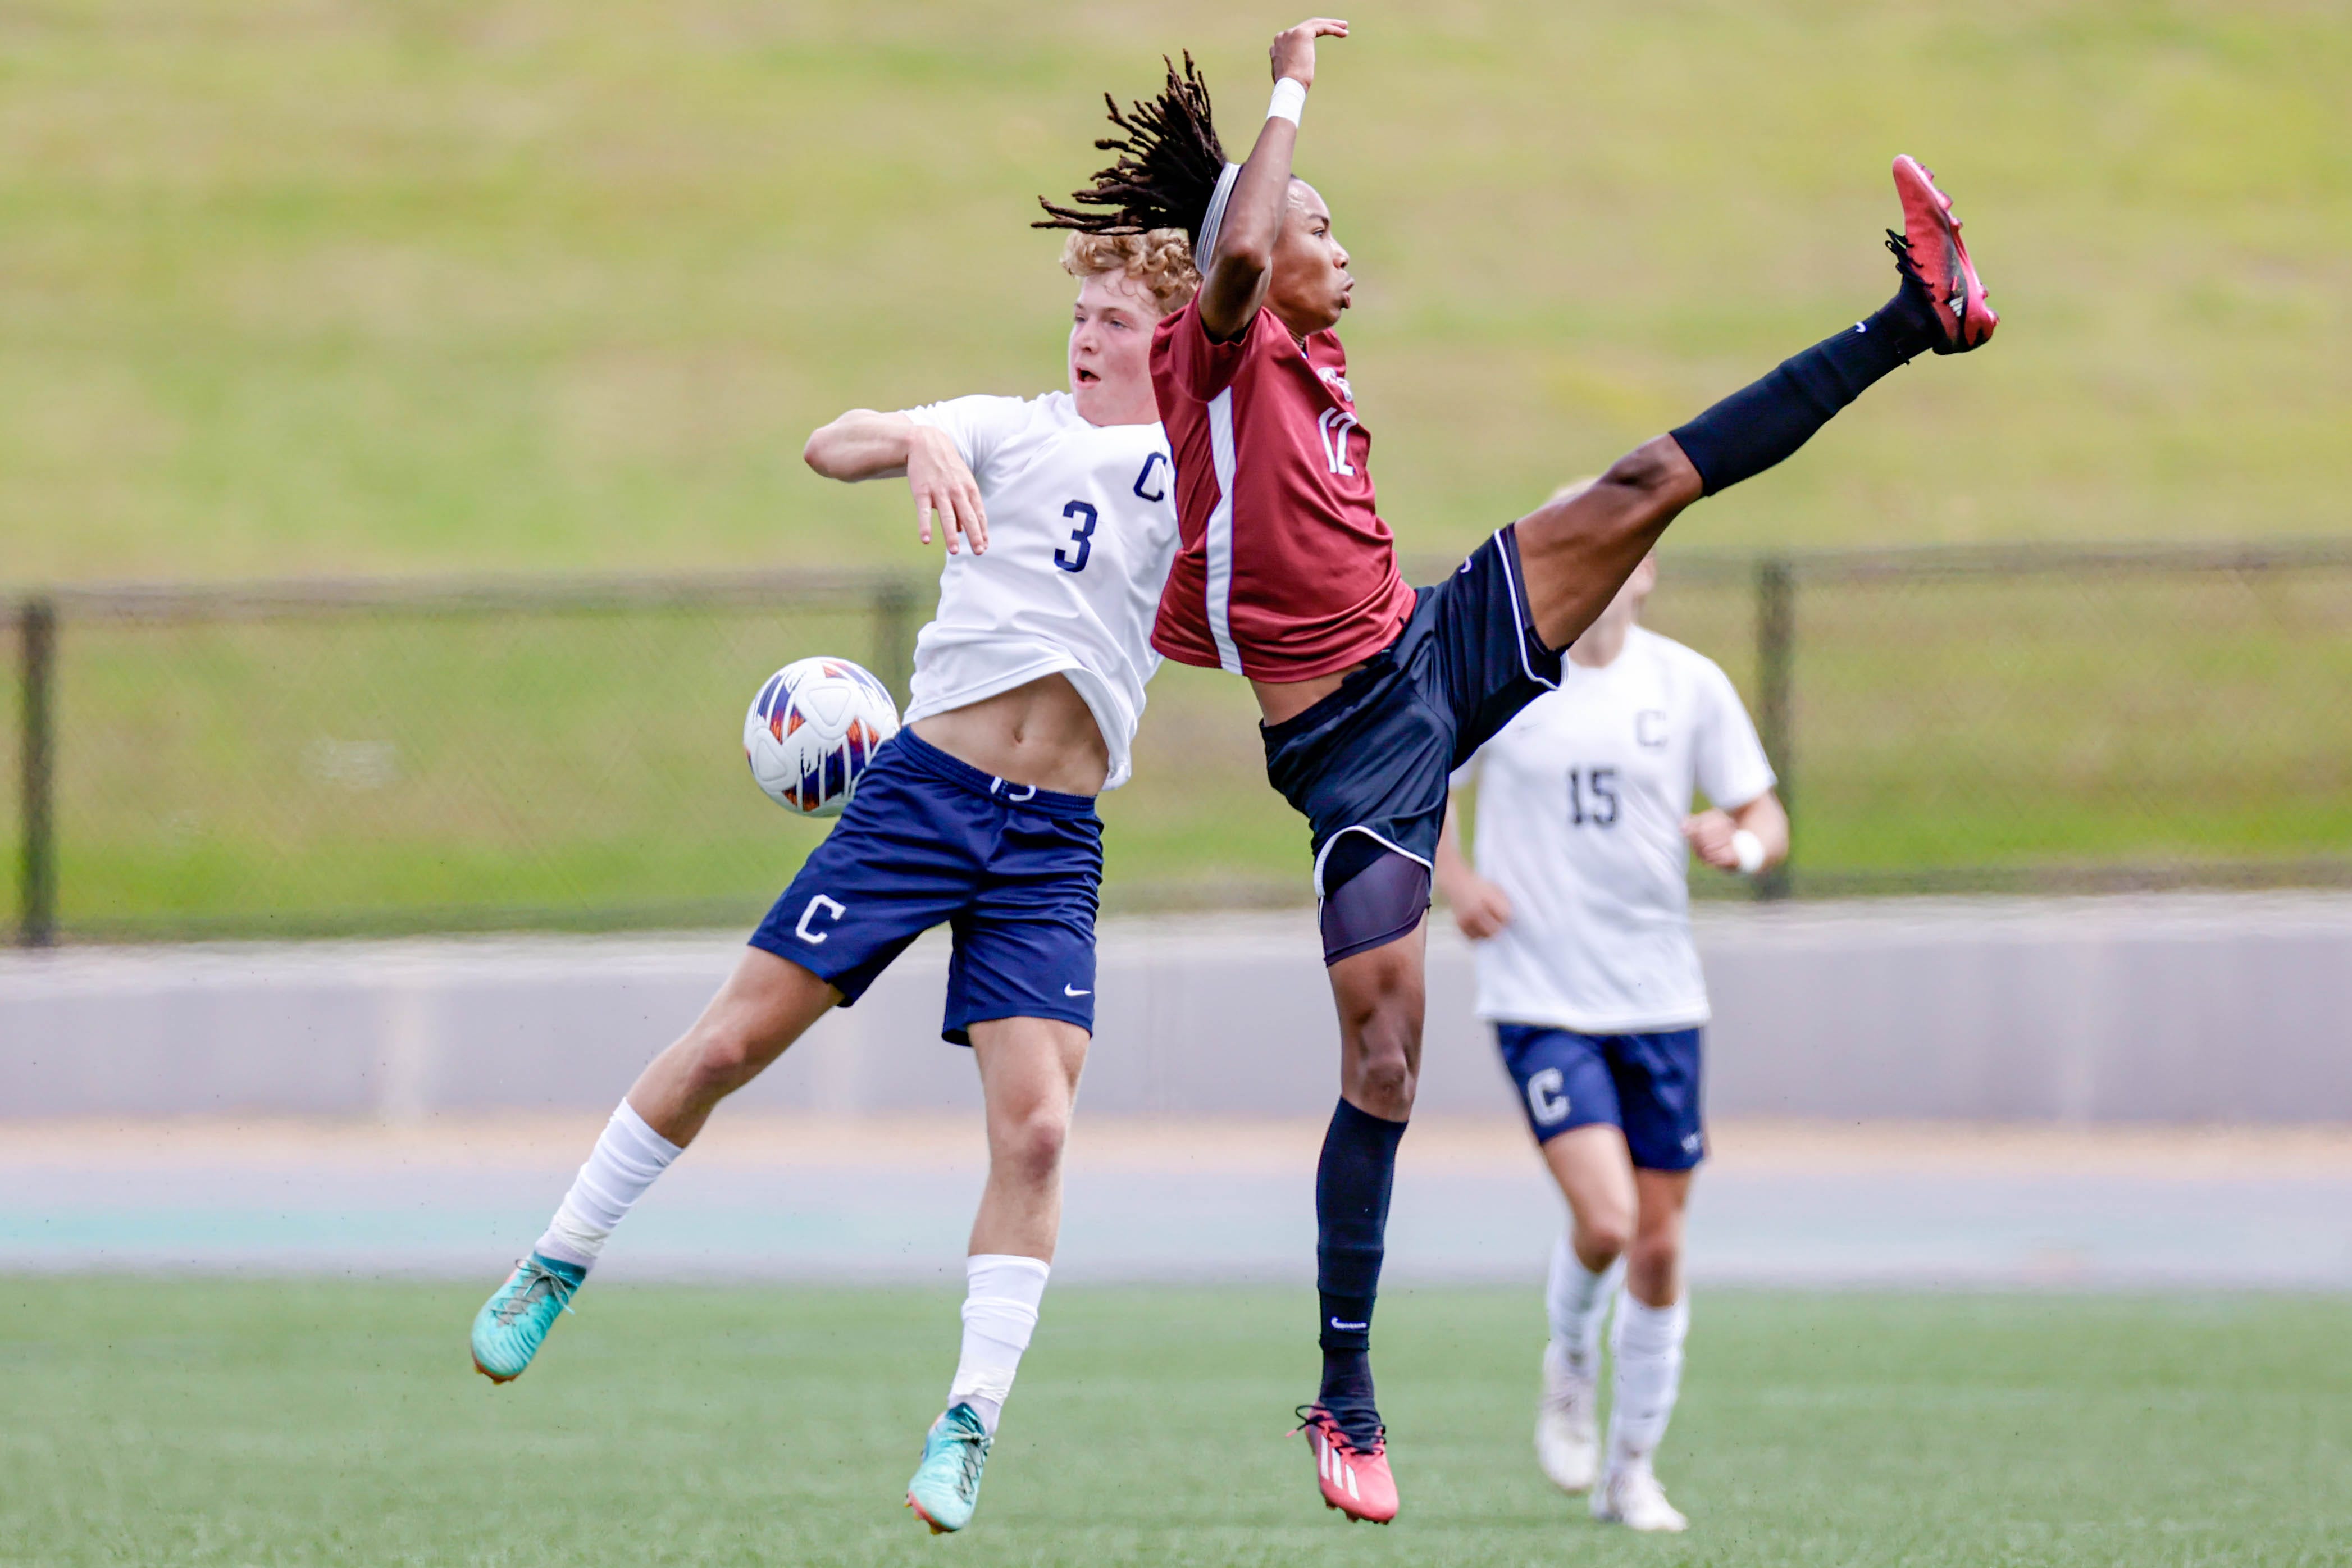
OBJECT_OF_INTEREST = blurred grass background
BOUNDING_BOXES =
[23,555,2351,937]
[5,0,2346,580]
[3,0,2349,934]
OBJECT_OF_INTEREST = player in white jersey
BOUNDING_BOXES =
[466,231,1194,1537]
[1435,545,1787,1533]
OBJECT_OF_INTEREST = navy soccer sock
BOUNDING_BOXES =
[1669,281,1942,496]
[1316,1097,1409,1444]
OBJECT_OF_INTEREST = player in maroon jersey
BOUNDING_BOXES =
[1039,19,1995,1525]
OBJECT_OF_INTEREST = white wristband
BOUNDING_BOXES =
[1268,77,1307,126]
[1731,828,1766,876]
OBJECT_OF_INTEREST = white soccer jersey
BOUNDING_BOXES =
[900,391,1178,790]
[1454,626,1777,1033]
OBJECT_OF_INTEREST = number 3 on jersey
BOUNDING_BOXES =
[1054,500,1097,574]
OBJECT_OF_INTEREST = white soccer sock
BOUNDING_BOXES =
[532,1100,683,1270]
[947,1254,1052,1435]
[1606,1293,1689,1472]
[1547,1230,1622,1377]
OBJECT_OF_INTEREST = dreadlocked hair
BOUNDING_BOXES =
[1035,53,1227,253]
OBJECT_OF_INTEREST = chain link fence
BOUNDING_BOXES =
[10,542,2351,945]
[1629,542,2352,899]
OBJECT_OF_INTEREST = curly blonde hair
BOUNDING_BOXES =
[1060,228,1200,317]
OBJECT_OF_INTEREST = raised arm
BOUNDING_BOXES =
[1196,18,1348,341]
[802,410,918,482]
[802,411,989,555]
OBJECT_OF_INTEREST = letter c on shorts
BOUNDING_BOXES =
[1526,1066,1570,1126]
[794,895,846,945]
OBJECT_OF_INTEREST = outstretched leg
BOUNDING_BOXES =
[469,949,837,1383]
[1515,159,1995,652]
[624,946,841,1145]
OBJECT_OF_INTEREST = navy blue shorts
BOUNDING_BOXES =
[1494,1024,1707,1171]
[1261,525,1562,890]
[749,730,1102,1045]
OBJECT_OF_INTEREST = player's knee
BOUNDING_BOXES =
[681,1017,772,1096]
[1349,1043,1418,1116]
[1600,445,1667,496]
[1626,1231,1681,1292]
[1342,993,1421,1113]
[1578,1213,1634,1262]
[993,1100,1070,1184]
[1602,436,1700,507]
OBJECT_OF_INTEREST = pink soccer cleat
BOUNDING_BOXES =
[1890,154,1997,353]
[1296,1403,1399,1524]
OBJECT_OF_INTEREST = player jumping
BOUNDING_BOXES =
[1437,544,1787,1531]
[465,231,1196,1535]
[1037,19,1995,1523]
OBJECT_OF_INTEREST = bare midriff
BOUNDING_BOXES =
[1251,664,1364,727]
[909,673,1109,797]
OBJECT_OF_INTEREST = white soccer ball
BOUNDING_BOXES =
[742,656,900,817]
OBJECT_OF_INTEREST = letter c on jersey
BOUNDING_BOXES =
[1526,1067,1570,1126]
[794,895,846,945]
[1132,452,1169,503]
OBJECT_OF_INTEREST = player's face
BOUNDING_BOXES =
[1266,180,1353,336]
[1069,270,1164,426]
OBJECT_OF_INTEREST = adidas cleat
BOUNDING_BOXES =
[1296,1403,1399,1524]
[1890,154,1997,353]
[470,1252,585,1383]
[1592,1462,1689,1533]
[1534,1341,1599,1493]
[905,1402,992,1534]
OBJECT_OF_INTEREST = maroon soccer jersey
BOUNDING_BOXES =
[1148,301,1416,681]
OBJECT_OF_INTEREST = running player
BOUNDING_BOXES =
[1037,20,1995,1523]
[464,231,1194,1536]
[1435,545,1786,1533]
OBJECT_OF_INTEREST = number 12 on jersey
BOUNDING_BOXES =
[1054,500,1097,574]
[1566,766,1619,828]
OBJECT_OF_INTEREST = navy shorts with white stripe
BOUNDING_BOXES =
[1260,523,1565,894]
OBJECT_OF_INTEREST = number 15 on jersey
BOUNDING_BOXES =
[1567,766,1619,828]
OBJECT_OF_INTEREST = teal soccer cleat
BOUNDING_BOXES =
[470,1252,586,1383]
[904,1403,992,1533]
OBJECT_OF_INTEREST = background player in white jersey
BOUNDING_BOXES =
[1435,542,1787,1534]
[466,231,1192,1537]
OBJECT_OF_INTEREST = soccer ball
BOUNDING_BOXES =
[743,657,900,817]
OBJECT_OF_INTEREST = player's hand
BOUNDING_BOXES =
[1683,809,1739,871]
[906,426,988,555]
[1447,873,1512,941]
[1270,17,1348,88]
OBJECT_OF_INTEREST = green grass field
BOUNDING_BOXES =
[4,1279,2349,1566]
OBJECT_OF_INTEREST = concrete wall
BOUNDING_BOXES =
[3,892,2349,1123]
